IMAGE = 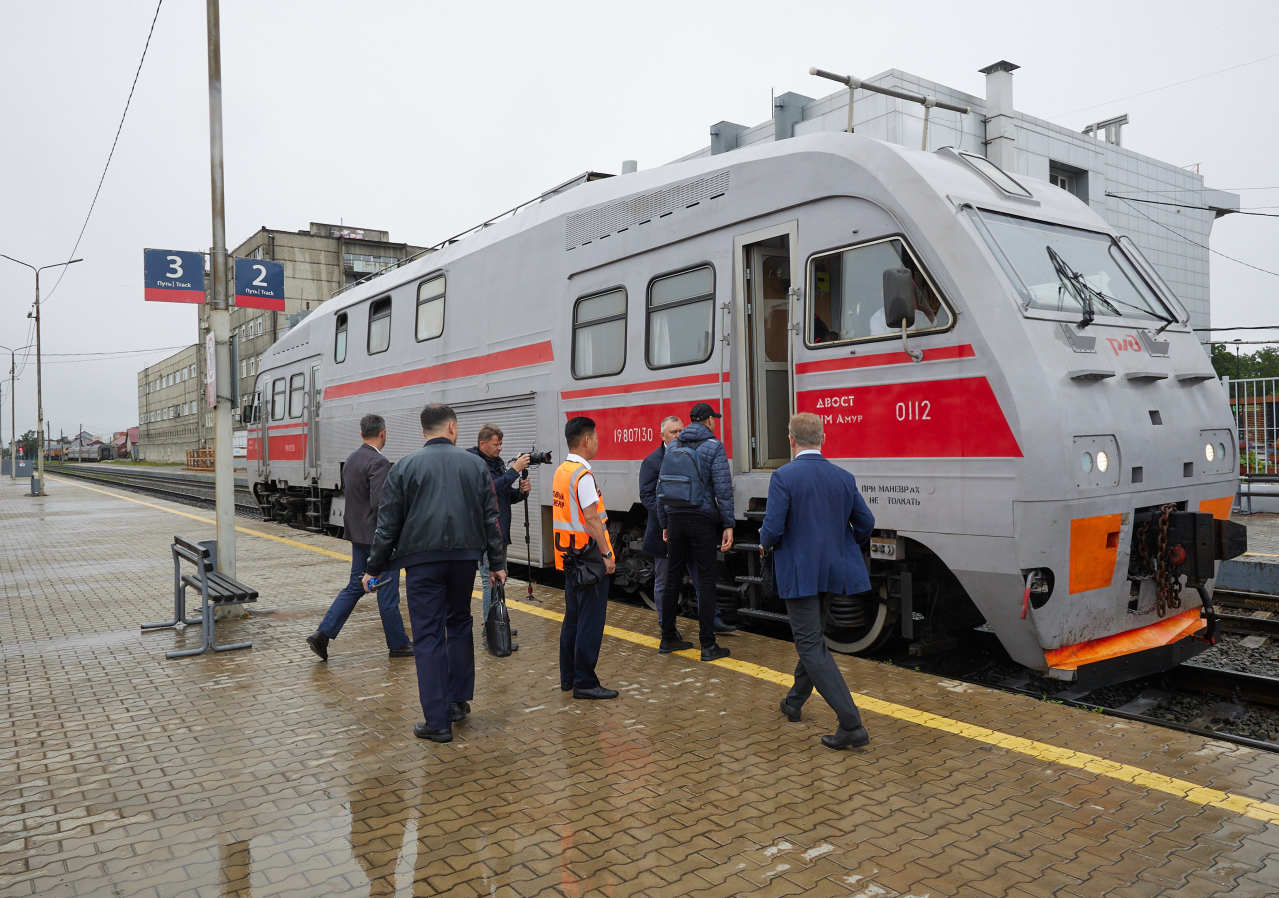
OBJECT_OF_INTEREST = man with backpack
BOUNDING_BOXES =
[656,402,734,661]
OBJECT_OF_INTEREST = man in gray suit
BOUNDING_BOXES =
[307,414,413,661]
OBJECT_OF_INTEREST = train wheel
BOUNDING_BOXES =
[823,589,897,654]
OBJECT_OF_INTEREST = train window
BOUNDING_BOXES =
[646,265,715,369]
[288,373,305,418]
[415,275,445,342]
[335,312,348,363]
[368,297,391,355]
[806,237,952,347]
[572,288,626,379]
[270,377,286,421]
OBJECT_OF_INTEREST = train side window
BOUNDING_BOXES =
[806,237,952,347]
[335,312,348,363]
[287,373,305,418]
[415,275,445,342]
[368,296,391,355]
[572,288,626,379]
[270,377,286,421]
[646,265,715,369]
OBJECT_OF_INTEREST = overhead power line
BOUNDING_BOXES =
[42,0,165,308]
[1053,51,1279,117]
[1106,192,1279,218]
[1113,197,1279,279]
[1195,326,1279,332]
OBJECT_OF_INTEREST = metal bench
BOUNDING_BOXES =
[141,536,258,658]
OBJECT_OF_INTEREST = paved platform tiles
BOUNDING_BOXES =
[2,475,1278,898]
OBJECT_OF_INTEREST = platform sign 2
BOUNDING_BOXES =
[144,249,206,303]
[233,258,285,311]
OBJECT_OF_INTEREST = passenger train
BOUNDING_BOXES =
[247,131,1245,686]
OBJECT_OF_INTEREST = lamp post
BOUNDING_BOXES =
[0,342,34,480]
[0,255,83,495]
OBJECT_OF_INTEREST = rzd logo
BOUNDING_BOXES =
[1106,333,1142,356]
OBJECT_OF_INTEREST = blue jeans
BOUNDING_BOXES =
[561,575,610,690]
[405,560,477,730]
[318,542,410,650]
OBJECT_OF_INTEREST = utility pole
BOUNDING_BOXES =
[0,256,82,493]
[206,0,236,576]
[1,342,35,480]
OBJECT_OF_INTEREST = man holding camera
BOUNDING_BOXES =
[469,424,531,624]
[363,404,506,743]
[551,416,618,700]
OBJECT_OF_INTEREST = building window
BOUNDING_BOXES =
[415,275,445,342]
[240,360,247,379]
[367,297,391,355]
[190,364,196,378]
[271,377,286,421]
[1048,161,1088,202]
[288,373,305,418]
[256,317,263,337]
[335,312,348,363]
[806,236,952,346]
[572,288,626,379]
[646,265,715,369]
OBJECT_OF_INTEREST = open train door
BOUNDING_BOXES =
[732,221,798,471]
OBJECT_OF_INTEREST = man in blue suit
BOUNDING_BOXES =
[758,412,874,750]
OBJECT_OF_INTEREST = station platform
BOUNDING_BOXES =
[1219,512,1279,594]
[2,476,1279,897]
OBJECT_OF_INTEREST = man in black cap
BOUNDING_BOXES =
[656,401,734,661]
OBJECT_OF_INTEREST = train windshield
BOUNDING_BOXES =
[979,211,1177,324]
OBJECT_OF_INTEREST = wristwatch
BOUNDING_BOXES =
[602,550,614,559]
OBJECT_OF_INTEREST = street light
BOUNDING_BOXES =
[0,254,83,494]
[0,342,34,481]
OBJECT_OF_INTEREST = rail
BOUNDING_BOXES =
[46,463,260,517]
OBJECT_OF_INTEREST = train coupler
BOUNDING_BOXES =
[1194,584,1219,646]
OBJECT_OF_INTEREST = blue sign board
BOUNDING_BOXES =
[143,249,206,303]
[234,258,285,311]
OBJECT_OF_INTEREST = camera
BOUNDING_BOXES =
[511,449,553,480]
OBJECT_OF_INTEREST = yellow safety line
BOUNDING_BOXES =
[52,475,1279,827]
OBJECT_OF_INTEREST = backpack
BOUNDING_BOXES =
[657,439,710,511]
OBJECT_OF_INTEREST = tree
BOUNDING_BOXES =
[1209,343,1279,380]
[16,430,36,459]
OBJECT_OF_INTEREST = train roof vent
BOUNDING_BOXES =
[565,170,730,250]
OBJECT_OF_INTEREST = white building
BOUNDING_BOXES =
[681,61,1237,335]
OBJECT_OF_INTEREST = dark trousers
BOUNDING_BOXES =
[785,595,863,731]
[661,513,719,648]
[405,560,477,731]
[318,542,410,650]
[561,575,609,690]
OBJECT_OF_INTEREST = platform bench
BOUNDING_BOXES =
[141,536,258,659]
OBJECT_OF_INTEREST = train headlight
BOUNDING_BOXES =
[1204,442,1215,463]
[1074,434,1120,489]
[1080,451,1094,473]
[1096,450,1110,473]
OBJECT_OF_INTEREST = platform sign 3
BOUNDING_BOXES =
[144,249,206,303]
[234,258,285,311]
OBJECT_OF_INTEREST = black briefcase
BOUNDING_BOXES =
[485,582,514,657]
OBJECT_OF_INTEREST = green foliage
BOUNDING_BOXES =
[1211,343,1279,379]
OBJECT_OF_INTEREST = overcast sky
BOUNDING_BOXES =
[1,0,1276,438]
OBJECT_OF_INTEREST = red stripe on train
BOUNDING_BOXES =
[247,433,308,462]
[564,397,732,461]
[322,340,554,400]
[560,371,730,401]
[795,343,975,375]
[797,376,1021,458]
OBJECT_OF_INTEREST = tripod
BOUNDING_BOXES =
[519,469,536,601]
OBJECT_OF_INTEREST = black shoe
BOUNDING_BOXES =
[779,699,802,722]
[511,629,518,637]
[560,682,573,692]
[449,701,471,722]
[701,644,730,662]
[572,686,619,700]
[821,726,870,750]
[306,631,329,661]
[413,722,452,743]
[659,636,694,654]
[388,646,414,658]
[714,619,739,634]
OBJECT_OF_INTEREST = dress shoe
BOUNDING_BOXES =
[821,726,870,750]
[306,631,329,661]
[449,701,471,722]
[659,635,694,654]
[388,646,414,658]
[779,699,803,722]
[713,618,739,634]
[413,722,452,743]
[701,644,731,662]
[572,686,619,700]
[560,682,573,692]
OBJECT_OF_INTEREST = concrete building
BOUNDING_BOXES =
[198,222,428,429]
[681,61,1238,335]
[137,345,203,463]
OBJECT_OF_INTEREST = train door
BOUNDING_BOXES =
[733,222,798,470]
[307,363,320,478]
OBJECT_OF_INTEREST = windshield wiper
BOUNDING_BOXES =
[1046,245,1175,331]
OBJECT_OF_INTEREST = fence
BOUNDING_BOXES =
[1226,376,1279,479]
[186,448,215,470]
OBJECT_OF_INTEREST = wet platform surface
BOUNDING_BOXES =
[1218,512,1279,594]
[2,476,1279,897]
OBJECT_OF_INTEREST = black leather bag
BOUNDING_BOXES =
[485,582,514,657]
[561,540,607,590]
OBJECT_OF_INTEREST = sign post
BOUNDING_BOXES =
[233,258,285,310]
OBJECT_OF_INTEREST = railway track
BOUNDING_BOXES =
[46,464,261,517]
